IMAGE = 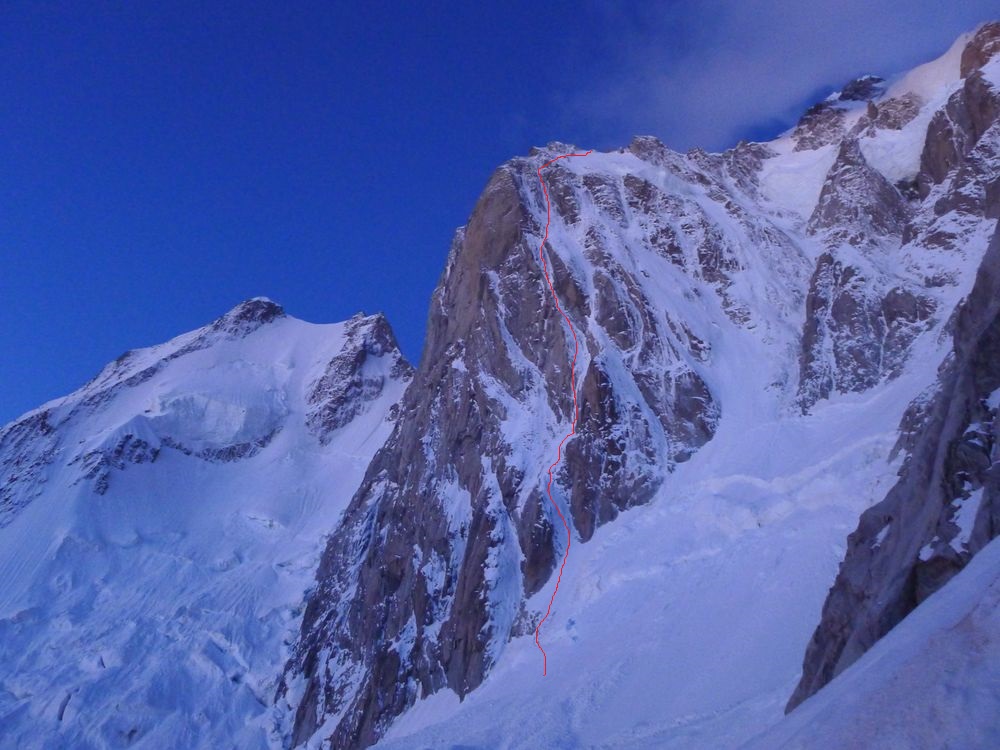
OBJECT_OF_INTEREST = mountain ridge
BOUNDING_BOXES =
[3,21,1000,750]
[0,301,412,749]
[278,23,1000,749]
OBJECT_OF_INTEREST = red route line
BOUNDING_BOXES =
[533,148,592,676]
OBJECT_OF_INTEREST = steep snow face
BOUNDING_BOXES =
[0,300,411,749]
[284,24,1000,750]
[744,536,1000,750]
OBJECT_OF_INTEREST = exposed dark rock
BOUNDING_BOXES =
[850,93,922,137]
[918,71,1000,197]
[280,152,719,749]
[838,75,886,102]
[306,313,413,443]
[960,22,1000,78]
[281,164,548,749]
[583,173,627,227]
[798,253,932,409]
[723,140,777,195]
[798,141,930,409]
[211,297,286,337]
[74,433,161,495]
[793,101,848,152]
[789,222,1000,711]
[932,120,1000,218]
[0,410,60,528]
[628,135,671,164]
[807,139,909,243]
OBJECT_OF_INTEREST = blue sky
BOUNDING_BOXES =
[1,1,996,424]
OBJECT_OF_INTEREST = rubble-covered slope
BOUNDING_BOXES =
[0,300,411,749]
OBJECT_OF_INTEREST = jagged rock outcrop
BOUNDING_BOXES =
[806,140,909,243]
[0,410,59,527]
[791,76,885,153]
[961,21,1000,77]
[793,102,849,152]
[838,75,886,102]
[211,296,287,335]
[797,253,933,409]
[919,25,1000,199]
[919,72,1000,196]
[849,92,922,138]
[797,140,931,409]
[306,313,413,443]
[789,223,1000,710]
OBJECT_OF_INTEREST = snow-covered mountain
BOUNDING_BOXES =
[0,299,412,748]
[3,21,1000,750]
[281,23,1000,749]
[786,25,1000,715]
[753,216,1000,750]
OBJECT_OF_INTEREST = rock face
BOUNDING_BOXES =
[919,72,1000,198]
[278,124,847,746]
[789,224,1000,711]
[305,313,413,443]
[838,75,886,102]
[961,21,1000,77]
[275,25,1000,750]
[797,140,932,409]
[793,102,849,152]
[786,25,1000,711]
[277,149,737,749]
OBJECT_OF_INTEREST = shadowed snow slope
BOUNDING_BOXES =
[0,299,411,749]
[743,536,1000,750]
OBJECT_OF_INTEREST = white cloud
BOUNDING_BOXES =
[568,0,998,151]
